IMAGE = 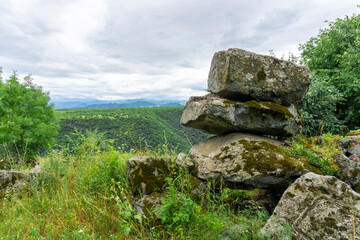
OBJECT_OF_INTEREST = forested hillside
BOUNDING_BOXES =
[55,106,208,153]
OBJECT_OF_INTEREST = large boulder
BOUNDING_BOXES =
[181,94,300,137]
[126,157,171,196]
[261,172,360,240]
[185,133,304,192]
[208,48,312,105]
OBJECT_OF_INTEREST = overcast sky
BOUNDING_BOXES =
[0,0,359,101]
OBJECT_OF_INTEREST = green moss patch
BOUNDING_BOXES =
[237,140,303,176]
[285,142,340,176]
[130,158,171,196]
[242,100,294,118]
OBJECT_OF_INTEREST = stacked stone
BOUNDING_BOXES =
[181,48,312,137]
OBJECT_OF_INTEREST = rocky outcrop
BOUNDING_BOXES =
[127,48,314,230]
[182,48,310,138]
[261,172,360,240]
[185,133,304,192]
[179,48,310,196]
[127,157,171,196]
[208,48,312,105]
[181,94,300,136]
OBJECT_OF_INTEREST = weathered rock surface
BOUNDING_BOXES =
[0,169,37,197]
[338,136,360,149]
[350,154,360,162]
[181,94,301,137]
[132,192,165,221]
[175,152,195,171]
[126,157,171,196]
[208,48,312,105]
[333,154,360,187]
[261,172,360,240]
[348,144,360,156]
[185,133,304,192]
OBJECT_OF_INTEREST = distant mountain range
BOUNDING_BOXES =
[51,98,188,109]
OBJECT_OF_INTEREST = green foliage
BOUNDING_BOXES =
[0,69,58,167]
[158,178,201,230]
[0,130,291,239]
[298,73,346,135]
[300,12,360,130]
[55,106,207,154]
[61,129,110,157]
[285,133,340,176]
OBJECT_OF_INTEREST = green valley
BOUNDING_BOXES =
[55,106,208,154]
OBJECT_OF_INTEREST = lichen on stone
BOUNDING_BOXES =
[237,140,303,176]
[242,100,294,118]
[129,157,171,196]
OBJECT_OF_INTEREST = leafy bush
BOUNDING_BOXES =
[158,177,201,230]
[298,73,346,135]
[300,12,360,130]
[60,129,110,156]
[0,69,58,167]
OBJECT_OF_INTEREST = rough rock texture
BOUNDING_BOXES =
[126,157,171,196]
[338,136,360,149]
[132,192,165,221]
[348,144,360,156]
[261,172,360,240]
[350,154,360,162]
[185,133,304,192]
[0,170,36,197]
[333,154,360,187]
[208,48,312,105]
[181,94,301,137]
[175,152,195,171]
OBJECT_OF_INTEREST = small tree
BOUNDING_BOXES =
[300,11,360,130]
[0,68,58,167]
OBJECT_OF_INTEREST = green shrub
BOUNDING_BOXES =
[300,12,360,130]
[158,177,201,229]
[299,74,346,136]
[0,69,58,168]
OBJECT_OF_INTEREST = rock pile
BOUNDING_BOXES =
[125,49,360,238]
[179,48,311,191]
[181,48,311,137]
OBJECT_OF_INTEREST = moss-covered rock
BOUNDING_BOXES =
[262,172,360,240]
[126,157,171,196]
[181,94,301,137]
[187,133,304,192]
[0,169,37,198]
[207,48,312,105]
[132,192,166,226]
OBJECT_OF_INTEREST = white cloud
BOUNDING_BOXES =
[0,0,359,101]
